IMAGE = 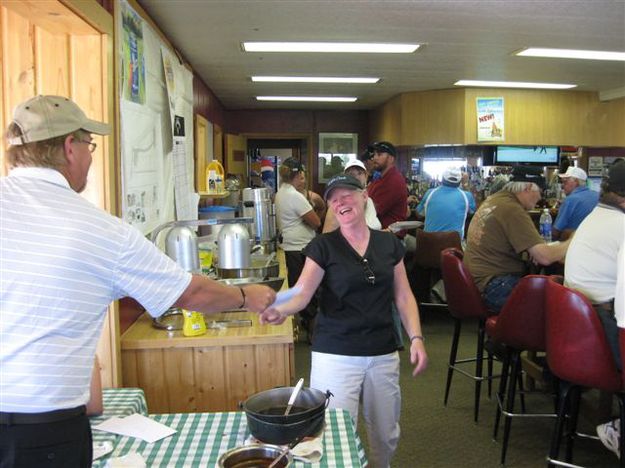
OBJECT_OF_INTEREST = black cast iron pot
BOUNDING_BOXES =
[242,387,332,445]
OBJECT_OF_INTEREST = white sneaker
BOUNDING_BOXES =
[597,419,621,459]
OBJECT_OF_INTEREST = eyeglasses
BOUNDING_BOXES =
[361,258,375,285]
[75,139,97,153]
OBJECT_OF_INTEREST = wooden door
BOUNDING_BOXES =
[0,0,119,386]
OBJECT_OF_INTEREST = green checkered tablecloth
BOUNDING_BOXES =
[94,409,367,467]
[90,388,148,457]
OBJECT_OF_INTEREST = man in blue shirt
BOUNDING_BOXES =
[417,168,476,239]
[553,166,599,240]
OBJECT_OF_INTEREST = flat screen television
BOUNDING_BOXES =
[495,146,560,165]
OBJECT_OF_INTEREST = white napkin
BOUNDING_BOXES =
[245,429,324,463]
[105,452,146,467]
[92,414,176,443]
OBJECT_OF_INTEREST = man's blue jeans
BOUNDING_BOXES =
[483,274,522,314]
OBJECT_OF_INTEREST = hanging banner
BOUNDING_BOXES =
[120,1,146,104]
[162,47,197,221]
[476,97,504,142]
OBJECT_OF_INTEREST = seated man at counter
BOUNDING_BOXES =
[464,166,570,313]
[416,167,476,240]
[0,96,276,467]
[564,160,625,372]
[552,166,598,240]
[596,207,625,460]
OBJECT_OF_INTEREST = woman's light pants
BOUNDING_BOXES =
[310,351,401,468]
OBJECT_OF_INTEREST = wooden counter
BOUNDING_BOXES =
[121,311,294,413]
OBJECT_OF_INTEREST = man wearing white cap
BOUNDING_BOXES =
[552,166,599,240]
[416,167,476,240]
[0,96,275,466]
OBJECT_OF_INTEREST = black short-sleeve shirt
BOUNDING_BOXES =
[303,228,405,356]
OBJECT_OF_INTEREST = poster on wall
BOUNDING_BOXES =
[120,100,166,234]
[121,1,146,103]
[476,97,504,142]
[588,156,604,177]
[162,47,197,221]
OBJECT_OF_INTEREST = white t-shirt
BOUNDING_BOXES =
[365,198,382,230]
[275,183,316,251]
[564,204,625,303]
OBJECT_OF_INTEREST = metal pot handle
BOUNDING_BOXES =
[323,390,333,409]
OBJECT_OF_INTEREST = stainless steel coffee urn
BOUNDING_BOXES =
[165,226,201,273]
[241,187,277,252]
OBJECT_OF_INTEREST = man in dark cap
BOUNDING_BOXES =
[464,165,571,312]
[367,141,408,231]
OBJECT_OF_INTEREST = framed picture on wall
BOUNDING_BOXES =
[318,132,358,183]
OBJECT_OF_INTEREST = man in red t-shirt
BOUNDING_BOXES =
[367,141,408,232]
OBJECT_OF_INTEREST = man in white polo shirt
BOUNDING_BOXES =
[0,96,276,466]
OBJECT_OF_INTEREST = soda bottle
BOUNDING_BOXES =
[539,208,552,243]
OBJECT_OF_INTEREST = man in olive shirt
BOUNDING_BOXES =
[464,166,570,313]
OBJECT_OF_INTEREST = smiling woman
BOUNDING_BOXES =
[261,173,428,468]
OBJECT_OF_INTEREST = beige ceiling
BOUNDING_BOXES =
[138,0,625,110]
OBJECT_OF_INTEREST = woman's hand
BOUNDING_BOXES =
[259,307,287,325]
[410,339,428,377]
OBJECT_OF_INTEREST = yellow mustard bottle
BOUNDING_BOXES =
[206,160,225,194]
[182,310,207,337]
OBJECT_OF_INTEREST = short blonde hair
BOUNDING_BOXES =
[5,124,88,170]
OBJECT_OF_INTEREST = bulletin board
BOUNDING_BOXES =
[117,0,196,235]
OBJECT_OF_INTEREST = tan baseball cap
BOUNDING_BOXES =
[8,95,110,146]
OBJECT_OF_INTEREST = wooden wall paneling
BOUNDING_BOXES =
[34,26,70,96]
[70,33,106,207]
[1,6,35,130]
[162,347,197,413]
[587,98,625,147]
[224,345,258,409]
[121,349,139,387]
[136,349,170,412]
[369,94,402,145]
[254,344,289,391]
[195,114,209,192]
[225,133,247,180]
[401,89,464,145]
[3,0,95,35]
[214,123,224,163]
[194,346,228,411]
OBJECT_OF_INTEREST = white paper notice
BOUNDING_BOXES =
[92,413,176,443]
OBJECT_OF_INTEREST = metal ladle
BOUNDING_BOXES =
[268,433,305,468]
[284,378,304,416]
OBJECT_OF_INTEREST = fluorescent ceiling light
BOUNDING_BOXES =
[256,96,358,102]
[454,80,576,90]
[516,47,625,61]
[243,42,419,53]
[252,76,380,84]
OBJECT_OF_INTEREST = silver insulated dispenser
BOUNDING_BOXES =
[217,223,251,269]
[242,187,277,251]
[165,226,200,273]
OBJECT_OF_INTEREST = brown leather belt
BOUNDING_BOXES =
[0,405,86,425]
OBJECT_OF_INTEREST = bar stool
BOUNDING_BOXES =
[485,275,556,465]
[440,247,496,422]
[545,279,625,467]
[411,230,461,307]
